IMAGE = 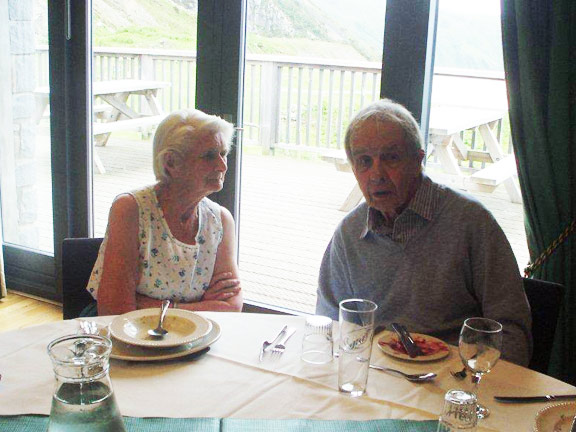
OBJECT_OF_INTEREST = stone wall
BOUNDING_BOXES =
[8,0,38,248]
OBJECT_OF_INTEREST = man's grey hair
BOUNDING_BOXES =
[153,109,234,182]
[344,99,424,161]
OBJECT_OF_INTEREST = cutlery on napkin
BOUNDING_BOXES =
[270,327,296,355]
[391,322,422,358]
[259,325,288,361]
[494,394,576,403]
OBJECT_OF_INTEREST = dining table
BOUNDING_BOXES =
[0,311,574,431]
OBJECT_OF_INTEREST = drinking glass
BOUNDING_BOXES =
[458,317,503,419]
[437,389,478,432]
[338,299,378,397]
[301,315,333,364]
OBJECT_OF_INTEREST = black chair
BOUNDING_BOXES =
[523,277,565,374]
[62,237,103,319]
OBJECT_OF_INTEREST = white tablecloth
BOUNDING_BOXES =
[0,312,573,431]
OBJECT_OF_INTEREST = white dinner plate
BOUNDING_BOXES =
[110,318,221,361]
[110,308,212,348]
[533,402,576,432]
[377,330,450,362]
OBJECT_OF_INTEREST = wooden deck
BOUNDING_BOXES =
[34,133,528,313]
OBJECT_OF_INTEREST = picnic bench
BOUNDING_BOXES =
[321,105,521,212]
[428,106,521,203]
[34,79,170,174]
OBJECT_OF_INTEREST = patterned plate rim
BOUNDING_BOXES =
[533,402,576,432]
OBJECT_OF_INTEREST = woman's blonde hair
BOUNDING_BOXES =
[152,109,234,182]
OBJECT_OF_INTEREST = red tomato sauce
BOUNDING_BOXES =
[379,336,448,356]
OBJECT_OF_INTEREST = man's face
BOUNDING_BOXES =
[350,119,424,219]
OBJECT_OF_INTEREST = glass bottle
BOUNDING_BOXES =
[47,334,126,432]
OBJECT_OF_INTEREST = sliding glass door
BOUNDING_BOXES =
[0,0,57,298]
[0,0,432,305]
[238,0,387,312]
[90,0,199,238]
[427,0,528,269]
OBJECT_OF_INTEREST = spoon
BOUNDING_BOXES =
[369,364,437,382]
[148,300,171,338]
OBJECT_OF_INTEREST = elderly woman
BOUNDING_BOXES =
[86,109,242,315]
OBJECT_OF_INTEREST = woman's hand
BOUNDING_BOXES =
[202,271,241,301]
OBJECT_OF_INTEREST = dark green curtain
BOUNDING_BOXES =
[501,1,575,383]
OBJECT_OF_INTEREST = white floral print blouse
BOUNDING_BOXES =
[86,185,224,303]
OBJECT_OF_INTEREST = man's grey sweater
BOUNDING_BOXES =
[316,177,532,366]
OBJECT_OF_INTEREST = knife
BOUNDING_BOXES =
[494,394,576,403]
[259,325,287,361]
[391,322,422,358]
[274,327,296,349]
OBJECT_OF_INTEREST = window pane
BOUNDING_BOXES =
[239,0,386,312]
[0,1,54,253]
[427,0,528,269]
[91,0,198,237]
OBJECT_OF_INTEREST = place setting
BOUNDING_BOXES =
[376,322,450,363]
[367,322,448,384]
[79,300,221,362]
[336,300,441,397]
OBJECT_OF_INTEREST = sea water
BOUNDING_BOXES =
[48,381,126,432]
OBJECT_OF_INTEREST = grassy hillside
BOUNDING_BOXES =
[36,0,504,70]
[92,0,197,49]
[436,9,504,71]
[307,0,385,61]
[246,36,368,61]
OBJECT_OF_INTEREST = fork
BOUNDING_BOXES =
[259,325,287,361]
[79,320,98,335]
[270,327,296,359]
[450,367,467,380]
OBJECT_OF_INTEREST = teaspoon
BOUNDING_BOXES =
[369,364,437,382]
[148,300,171,338]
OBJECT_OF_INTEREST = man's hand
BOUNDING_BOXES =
[202,271,241,301]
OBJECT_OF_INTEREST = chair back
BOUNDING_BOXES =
[62,237,103,319]
[523,277,564,374]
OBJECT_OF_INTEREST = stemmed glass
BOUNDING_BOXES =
[458,317,503,420]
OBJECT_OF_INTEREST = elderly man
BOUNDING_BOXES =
[316,99,532,366]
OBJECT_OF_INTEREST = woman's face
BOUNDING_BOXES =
[169,131,229,196]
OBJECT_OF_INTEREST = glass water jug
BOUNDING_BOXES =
[47,334,126,432]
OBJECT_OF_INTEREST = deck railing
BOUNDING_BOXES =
[35,46,512,159]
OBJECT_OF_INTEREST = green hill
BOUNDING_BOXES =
[92,0,198,49]
[42,0,504,70]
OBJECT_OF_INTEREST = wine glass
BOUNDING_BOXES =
[458,317,503,419]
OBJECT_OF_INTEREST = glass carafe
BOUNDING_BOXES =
[47,334,126,432]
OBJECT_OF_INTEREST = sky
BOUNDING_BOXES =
[440,0,501,17]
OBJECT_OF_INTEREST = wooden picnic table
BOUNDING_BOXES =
[322,105,522,212]
[34,79,170,174]
[428,106,521,203]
